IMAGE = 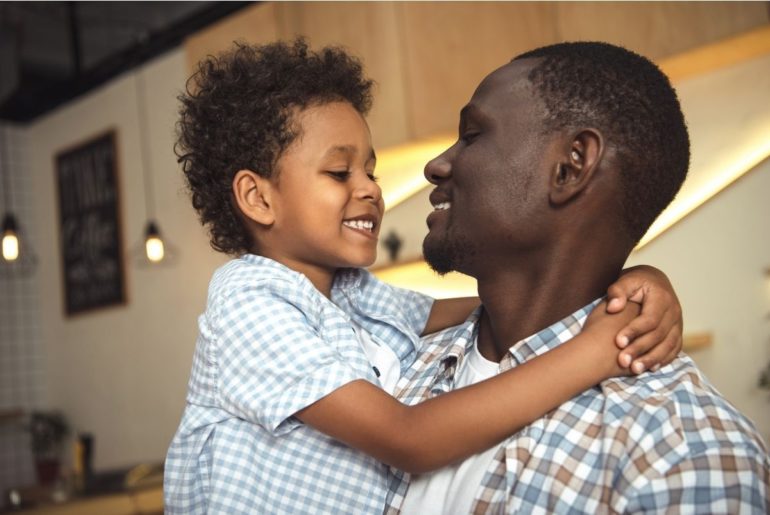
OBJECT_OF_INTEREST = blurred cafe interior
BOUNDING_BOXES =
[0,2,769,513]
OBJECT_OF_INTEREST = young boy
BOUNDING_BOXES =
[165,40,682,514]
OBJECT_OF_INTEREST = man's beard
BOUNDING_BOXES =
[422,228,476,276]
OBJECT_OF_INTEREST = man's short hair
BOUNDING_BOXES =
[176,38,373,255]
[515,42,690,244]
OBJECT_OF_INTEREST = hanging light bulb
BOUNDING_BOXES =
[0,125,37,276]
[130,70,177,267]
[144,221,165,263]
[2,213,19,261]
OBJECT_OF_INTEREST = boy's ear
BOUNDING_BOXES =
[549,129,604,206]
[232,169,275,226]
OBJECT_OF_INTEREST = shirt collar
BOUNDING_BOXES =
[240,254,364,292]
[439,299,602,373]
[332,267,364,292]
[436,306,483,374]
[508,298,602,367]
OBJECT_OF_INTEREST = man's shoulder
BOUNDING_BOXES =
[598,353,768,459]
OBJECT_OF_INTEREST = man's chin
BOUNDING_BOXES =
[423,242,455,276]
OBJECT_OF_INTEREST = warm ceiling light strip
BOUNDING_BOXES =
[636,141,770,250]
[659,25,770,83]
[373,259,476,298]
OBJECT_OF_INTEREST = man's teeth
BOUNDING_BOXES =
[343,220,374,232]
[433,202,451,211]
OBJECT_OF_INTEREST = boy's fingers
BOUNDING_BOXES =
[618,324,669,366]
[626,326,681,374]
[606,296,626,313]
[661,325,683,364]
[615,311,662,348]
[605,283,630,313]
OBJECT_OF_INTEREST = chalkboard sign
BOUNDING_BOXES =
[55,131,126,315]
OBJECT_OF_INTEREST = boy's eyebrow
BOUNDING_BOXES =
[325,145,377,163]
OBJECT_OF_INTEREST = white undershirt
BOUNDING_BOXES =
[351,322,401,395]
[401,335,501,515]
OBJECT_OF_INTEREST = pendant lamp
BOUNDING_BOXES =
[0,125,37,276]
[131,71,177,266]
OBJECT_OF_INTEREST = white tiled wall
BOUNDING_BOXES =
[0,124,44,504]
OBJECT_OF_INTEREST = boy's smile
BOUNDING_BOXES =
[258,101,383,292]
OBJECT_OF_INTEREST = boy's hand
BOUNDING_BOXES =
[605,265,683,374]
[582,301,640,379]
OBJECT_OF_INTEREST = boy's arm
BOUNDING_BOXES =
[296,302,635,474]
[422,264,683,372]
[422,297,479,335]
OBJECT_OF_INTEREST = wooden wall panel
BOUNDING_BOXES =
[184,3,280,74]
[182,2,769,145]
[400,1,769,139]
[398,2,560,139]
[275,2,409,149]
[554,2,769,60]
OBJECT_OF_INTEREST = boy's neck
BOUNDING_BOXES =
[254,248,337,298]
[302,266,335,299]
[281,257,337,298]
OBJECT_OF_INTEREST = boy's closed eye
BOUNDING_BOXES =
[326,170,351,181]
[326,170,379,182]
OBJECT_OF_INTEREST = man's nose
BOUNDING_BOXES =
[424,153,452,185]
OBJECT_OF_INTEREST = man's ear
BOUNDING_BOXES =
[232,169,275,226]
[549,129,604,206]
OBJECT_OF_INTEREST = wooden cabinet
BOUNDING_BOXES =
[183,2,769,147]
[13,487,162,515]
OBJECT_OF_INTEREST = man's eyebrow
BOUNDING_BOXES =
[460,103,484,121]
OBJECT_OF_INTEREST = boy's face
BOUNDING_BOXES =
[265,101,383,276]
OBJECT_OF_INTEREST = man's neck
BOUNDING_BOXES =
[474,258,623,363]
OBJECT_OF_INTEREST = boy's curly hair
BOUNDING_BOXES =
[176,38,374,255]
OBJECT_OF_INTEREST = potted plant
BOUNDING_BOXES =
[28,411,69,485]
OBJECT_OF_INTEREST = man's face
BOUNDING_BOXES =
[422,59,561,277]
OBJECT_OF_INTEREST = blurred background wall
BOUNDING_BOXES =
[0,1,768,503]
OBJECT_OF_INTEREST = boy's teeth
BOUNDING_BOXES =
[434,202,451,211]
[343,220,374,232]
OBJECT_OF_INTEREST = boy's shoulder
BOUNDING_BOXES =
[208,255,321,308]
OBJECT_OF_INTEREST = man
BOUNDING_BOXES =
[386,42,769,513]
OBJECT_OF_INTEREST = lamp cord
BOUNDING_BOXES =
[134,72,155,221]
[0,124,12,213]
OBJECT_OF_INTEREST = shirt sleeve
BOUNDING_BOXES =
[212,282,373,436]
[357,270,434,336]
[627,448,769,513]
[392,285,435,336]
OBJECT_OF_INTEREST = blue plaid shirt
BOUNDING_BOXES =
[387,302,770,514]
[164,255,433,514]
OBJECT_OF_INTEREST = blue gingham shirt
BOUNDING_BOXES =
[387,302,770,514]
[165,255,433,514]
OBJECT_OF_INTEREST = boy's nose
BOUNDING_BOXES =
[355,175,382,204]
